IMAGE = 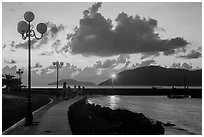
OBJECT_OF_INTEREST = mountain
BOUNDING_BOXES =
[48,79,96,86]
[99,66,202,86]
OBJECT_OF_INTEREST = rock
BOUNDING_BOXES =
[68,97,165,135]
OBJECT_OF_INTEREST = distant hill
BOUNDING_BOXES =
[99,66,202,86]
[48,79,96,86]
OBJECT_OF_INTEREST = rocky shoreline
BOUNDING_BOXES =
[68,97,165,135]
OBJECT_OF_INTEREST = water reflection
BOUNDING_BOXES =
[107,95,121,109]
[87,95,121,110]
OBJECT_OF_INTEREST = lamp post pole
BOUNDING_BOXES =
[17,11,47,126]
[112,77,114,89]
[111,74,116,90]
[53,61,64,97]
[57,63,59,96]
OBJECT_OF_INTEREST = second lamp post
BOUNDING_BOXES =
[53,61,64,97]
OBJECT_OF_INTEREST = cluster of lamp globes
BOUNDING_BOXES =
[17,11,47,37]
[52,61,64,68]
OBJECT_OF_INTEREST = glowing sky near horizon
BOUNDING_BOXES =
[2,2,202,85]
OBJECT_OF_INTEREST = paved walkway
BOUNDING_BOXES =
[5,95,85,135]
[34,96,84,135]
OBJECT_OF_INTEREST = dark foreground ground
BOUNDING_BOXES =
[2,92,51,131]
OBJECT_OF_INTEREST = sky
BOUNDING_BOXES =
[2,2,202,86]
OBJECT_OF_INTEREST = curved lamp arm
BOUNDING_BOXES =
[21,32,28,40]
[30,30,43,40]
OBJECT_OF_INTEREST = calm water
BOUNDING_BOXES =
[87,95,202,135]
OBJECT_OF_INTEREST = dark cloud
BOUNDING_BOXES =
[4,59,17,64]
[171,62,192,70]
[65,3,188,57]
[182,63,193,70]
[93,54,130,69]
[94,59,117,69]
[179,50,202,59]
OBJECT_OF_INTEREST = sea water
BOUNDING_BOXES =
[87,95,202,135]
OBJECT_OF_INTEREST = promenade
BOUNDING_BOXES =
[3,94,194,135]
[4,96,85,135]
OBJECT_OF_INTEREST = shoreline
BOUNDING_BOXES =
[10,87,202,97]
[68,97,165,135]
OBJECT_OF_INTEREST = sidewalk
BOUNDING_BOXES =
[5,96,85,135]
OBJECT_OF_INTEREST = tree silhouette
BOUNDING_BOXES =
[2,74,22,92]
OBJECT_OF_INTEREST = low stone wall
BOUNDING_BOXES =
[68,97,165,135]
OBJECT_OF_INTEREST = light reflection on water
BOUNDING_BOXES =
[107,95,121,109]
[88,95,121,109]
[87,95,202,135]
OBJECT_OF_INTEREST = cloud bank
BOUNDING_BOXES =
[179,50,202,59]
[3,22,65,50]
[171,62,193,70]
[66,2,188,57]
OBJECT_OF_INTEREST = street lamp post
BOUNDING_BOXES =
[53,61,64,97]
[112,74,116,89]
[17,11,47,126]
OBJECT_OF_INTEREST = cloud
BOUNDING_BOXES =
[65,3,188,57]
[93,59,117,69]
[32,62,42,69]
[46,22,65,38]
[89,2,102,14]
[140,52,160,59]
[2,66,19,77]
[125,61,131,67]
[171,62,193,70]
[197,47,202,52]
[39,51,54,56]
[9,22,65,50]
[116,54,130,64]
[2,41,16,52]
[50,39,61,53]
[179,50,202,59]
[93,54,130,69]
[4,59,17,64]
[8,8,15,12]
[136,59,156,67]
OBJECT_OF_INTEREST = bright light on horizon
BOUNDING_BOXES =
[112,74,116,79]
